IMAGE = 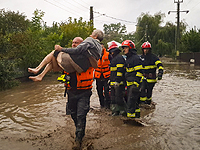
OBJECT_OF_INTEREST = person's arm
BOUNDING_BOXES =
[115,58,125,83]
[61,42,90,55]
[155,57,163,80]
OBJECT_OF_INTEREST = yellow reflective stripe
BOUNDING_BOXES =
[144,65,157,69]
[140,97,147,101]
[147,79,157,83]
[57,75,66,82]
[117,72,123,76]
[155,60,162,65]
[136,72,143,77]
[110,81,124,85]
[134,65,143,71]
[126,81,139,87]
[116,64,124,67]
[110,82,115,85]
[126,67,134,72]
[159,66,163,70]
[135,108,140,113]
[147,97,152,101]
[127,113,135,118]
[110,67,117,71]
[126,65,143,72]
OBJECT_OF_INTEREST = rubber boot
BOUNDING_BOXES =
[110,104,120,116]
[72,140,81,150]
[72,132,82,150]
[146,100,151,105]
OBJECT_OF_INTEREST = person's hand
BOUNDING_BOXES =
[55,45,62,51]
[114,82,120,87]
[157,73,162,80]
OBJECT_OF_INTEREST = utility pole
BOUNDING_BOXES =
[168,0,189,57]
[90,6,94,27]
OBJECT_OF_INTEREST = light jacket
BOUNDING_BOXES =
[94,48,110,79]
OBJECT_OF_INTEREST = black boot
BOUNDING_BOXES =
[73,132,83,150]
[72,140,81,150]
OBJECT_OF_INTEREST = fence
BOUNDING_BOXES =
[179,52,200,65]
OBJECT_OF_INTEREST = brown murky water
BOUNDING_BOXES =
[0,61,200,150]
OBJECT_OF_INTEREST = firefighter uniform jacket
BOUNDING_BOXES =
[94,48,110,79]
[62,67,94,90]
[109,53,126,86]
[141,53,163,83]
[125,51,143,87]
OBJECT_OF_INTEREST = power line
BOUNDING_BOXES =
[78,0,91,7]
[73,0,89,10]
[93,11,136,24]
[185,0,192,7]
[63,0,88,12]
[190,1,200,10]
[44,0,81,17]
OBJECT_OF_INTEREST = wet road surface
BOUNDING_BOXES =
[0,62,200,150]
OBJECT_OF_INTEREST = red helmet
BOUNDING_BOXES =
[108,41,118,50]
[141,41,151,49]
[121,40,135,49]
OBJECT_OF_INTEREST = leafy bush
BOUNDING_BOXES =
[0,59,19,91]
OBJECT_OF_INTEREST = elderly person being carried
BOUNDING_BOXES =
[28,29,103,81]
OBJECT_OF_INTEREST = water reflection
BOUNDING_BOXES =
[0,75,66,134]
[0,63,200,149]
[164,63,200,80]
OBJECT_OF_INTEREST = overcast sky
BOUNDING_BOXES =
[1,0,200,33]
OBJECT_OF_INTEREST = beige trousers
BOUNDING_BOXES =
[57,52,83,73]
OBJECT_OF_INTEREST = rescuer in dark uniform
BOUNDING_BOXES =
[122,40,143,118]
[140,41,163,106]
[108,41,126,116]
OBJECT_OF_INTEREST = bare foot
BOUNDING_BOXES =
[29,76,42,82]
[28,68,39,74]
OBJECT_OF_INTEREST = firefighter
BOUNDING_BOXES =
[140,41,163,106]
[121,40,143,118]
[63,67,94,149]
[57,37,84,115]
[94,43,111,109]
[108,41,126,116]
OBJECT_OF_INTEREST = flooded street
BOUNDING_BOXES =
[0,60,200,150]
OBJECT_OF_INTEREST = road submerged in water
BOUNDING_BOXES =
[0,58,200,150]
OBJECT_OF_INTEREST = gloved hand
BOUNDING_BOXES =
[157,73,162,80]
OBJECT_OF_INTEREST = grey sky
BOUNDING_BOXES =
[1,0,199,33]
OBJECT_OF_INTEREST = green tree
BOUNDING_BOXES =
[103,22,128,48]
[135,12,188,56]
[0,59,19,91]
[0,9,30,35]
[59,17,94,47]
[30,9,45,31]
[135,12,165,48]
[181,28,200,52]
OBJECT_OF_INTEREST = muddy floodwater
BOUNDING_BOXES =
[0,59,200,150]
